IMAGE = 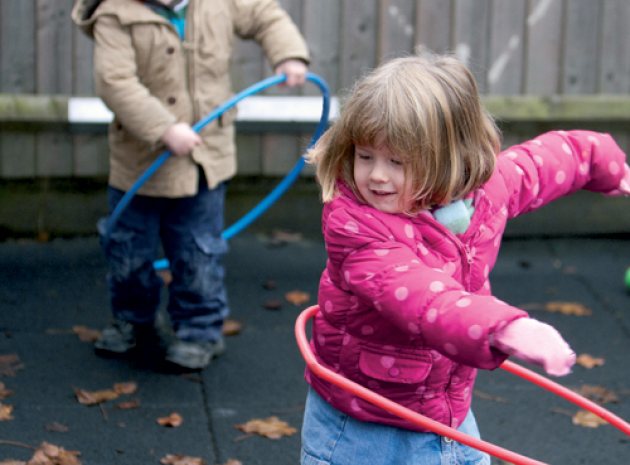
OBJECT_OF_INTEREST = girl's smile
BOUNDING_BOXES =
[353,143,411,214]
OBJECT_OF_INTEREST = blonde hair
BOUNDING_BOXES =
[308,52,500,213]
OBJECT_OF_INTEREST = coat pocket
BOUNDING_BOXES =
[358,349,432,384]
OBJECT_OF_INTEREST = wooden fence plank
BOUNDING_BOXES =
[36,0,74,177]
[524,0,563,94]
[599,0,630,93]
[1,0,37,177]
[487,0,526,94]
[378,0,416,61]
[416,0,453,54]
[338,0,378,91]
[563,0,602,94]
[452,0,491,93]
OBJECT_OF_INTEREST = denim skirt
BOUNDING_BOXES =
[301,388,491,465]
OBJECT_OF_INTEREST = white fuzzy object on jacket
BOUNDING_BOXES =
[72,0,309,196]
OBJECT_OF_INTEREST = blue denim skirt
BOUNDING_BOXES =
[301,388,490,465]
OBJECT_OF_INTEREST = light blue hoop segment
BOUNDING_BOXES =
[102,73,331,271]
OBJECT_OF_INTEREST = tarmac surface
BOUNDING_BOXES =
[0,229,629,464]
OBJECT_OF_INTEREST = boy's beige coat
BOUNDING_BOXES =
[72,0,309,196]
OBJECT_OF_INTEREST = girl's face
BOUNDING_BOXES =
[353,143,411,214]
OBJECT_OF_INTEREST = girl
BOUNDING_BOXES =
[300,53,630,465]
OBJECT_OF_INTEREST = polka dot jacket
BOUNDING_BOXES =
[306,130,628,432]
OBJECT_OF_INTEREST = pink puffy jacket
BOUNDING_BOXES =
[306,130,627,432]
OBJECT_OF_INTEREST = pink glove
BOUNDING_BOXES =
[604,163,630,196]
[491,318,576,376]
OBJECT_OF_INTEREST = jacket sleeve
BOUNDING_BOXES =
[92,15,176,144]
[324,207,527,370]
[495,130,627,218]
[233,0,310,67]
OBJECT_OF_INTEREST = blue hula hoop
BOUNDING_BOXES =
[102,73,330,271]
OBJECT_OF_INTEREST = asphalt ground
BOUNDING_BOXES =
[0,230,629,464]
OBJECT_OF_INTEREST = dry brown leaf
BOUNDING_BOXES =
[285,290,310,306]
[113,382,138,395]
[572,410,609,428]
[544,301,592,316]
[270,230,303,244]
[262,299,282,310]
[74,388,119,406]
[221,460,243,465]
[71,326,101,343]
[45,422,69,433]
[160,455,205,465]
[0,382,13,399]
[0,403,14,421]
[0,460,26,465]
[262,279,277,290]
[0,354,24,377]
[235,416,297,439]
[116,399,140,410]
[222,319,243,336]
[573,385,619,404]
[26,442,81,465]
[157,412,183,427]
[576,354,605,369]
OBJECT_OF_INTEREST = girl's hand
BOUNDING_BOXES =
[604,163,630,196]
[161,122,202,157]
[274,59,308,87]
[491,318,576,376]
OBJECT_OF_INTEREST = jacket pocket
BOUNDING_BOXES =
[358,348,432,384]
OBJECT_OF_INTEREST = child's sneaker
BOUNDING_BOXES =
[165,338,225,370]
[94,319,170,357]
[94,320,136,355]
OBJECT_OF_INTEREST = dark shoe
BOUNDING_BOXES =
[94,319,171,358]
[165,338,225,370]
[94,320,136,356]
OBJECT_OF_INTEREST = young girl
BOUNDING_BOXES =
[300,53,630,465]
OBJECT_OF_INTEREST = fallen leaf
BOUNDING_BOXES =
[0,403,14,421]
[572,410,608,428]
[116,399,140,410]
[262,299,282,310]
[573,385,619,404]
[0,460,26,465]
[71,326,101,343]
[113,382,138,395]
[26,442,81,465]
[160,455,205,465]
[235,416,297,439]
[0,354,24,377]
[157,412,183,427]
[285,290,310,306]
[0,382,13,399]
[474,389,508,403]
[544,301,592,316]
[222,319,243,336]
[270,230,303,244]
[74,388,119,406]
[221,460,243,465]
[45,422,69,433]
[262,279,277,290]
[576,354,605,369]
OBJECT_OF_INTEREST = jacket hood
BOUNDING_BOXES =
[72,0,164,38]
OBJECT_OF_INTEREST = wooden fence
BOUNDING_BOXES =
[1,0,629,180]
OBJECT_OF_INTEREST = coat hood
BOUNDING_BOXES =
[72,0,162,38]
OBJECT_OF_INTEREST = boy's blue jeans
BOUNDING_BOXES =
[301,388,491,465]
[99,173,228,343]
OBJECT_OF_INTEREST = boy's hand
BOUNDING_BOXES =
[161,122,202,157]
[604,163,630,197]
[491,318,576,376]
[274,59,308,87]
